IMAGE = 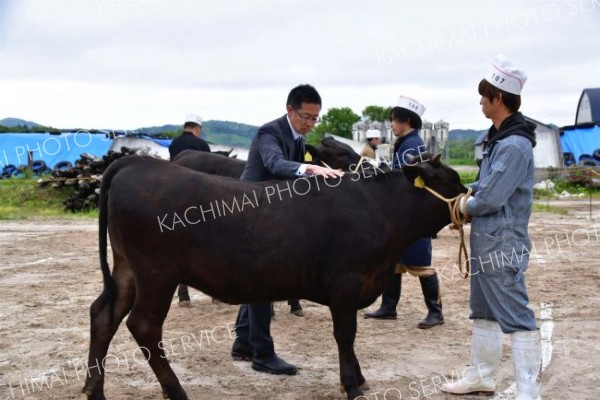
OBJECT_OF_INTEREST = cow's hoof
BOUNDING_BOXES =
[83,383,106,400]
[291,308,304,317]
[162,388,189,400]
[85,392,106,400]
[178,300,192,308]
[339,380,369,393]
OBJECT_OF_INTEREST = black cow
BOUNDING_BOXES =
[170,150,248,306]
[316,136,362,170]
[172,150,246,179]
[170,138,362,179]
[84,153,466,400]
[170,139,364,308]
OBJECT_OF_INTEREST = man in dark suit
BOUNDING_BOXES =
[168,114,211,160]
[231,84,343,375]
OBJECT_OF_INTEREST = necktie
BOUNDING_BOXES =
[295,137,305,161]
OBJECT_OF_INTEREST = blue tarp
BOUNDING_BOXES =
[0,132,114,169]
[140,135,172,147]
[560,125,600,161]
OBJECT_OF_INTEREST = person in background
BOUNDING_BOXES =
[442,55,541,399]
[231,84,343,375]
[169,114,211,307]
[364,96,444,329]
[361,129,381,160]
[168,114,210,160]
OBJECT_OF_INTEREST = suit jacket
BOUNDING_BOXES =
[241,115,305,182]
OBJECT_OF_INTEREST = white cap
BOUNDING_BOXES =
[485,54,527,95]
[396,96,426,117]
[184,114,203,126]
[366,129,381,139]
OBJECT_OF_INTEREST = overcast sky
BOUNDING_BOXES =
[1,0,599,131]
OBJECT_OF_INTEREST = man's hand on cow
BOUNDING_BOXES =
[305,164,345,179]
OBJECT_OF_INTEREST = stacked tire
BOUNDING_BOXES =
[38,147,138,211]
[1,160,50,179]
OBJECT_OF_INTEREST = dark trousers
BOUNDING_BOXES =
[234,303,274,356]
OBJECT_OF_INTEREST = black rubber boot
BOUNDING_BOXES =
[364,274,401,319]
[417,273,444,329]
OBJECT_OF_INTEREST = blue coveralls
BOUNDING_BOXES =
[466,112,538,333]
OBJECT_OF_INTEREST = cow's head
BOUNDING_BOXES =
[402,153,468,199]
[316,137,362,170]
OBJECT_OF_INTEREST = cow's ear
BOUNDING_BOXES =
[403,164,430,187]
[404,153,418,165]
[430,153,442,167]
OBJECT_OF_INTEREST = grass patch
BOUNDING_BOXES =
[447,158,477,166]
[0,176,97,220]
[532,203,568,215]
[458,170,478,185]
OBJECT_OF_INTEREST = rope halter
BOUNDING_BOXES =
[414,175,473,279]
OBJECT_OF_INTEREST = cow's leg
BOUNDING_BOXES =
[329,301,364,399]
[126,283,188,400]
[83,261,136,400]
[177,284,191,307]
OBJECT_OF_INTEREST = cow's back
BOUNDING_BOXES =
[172,149,245,178]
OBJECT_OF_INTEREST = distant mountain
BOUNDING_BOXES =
[139,120,258,148]
[0,117,42,129]
[448,129,486,142]
[137,124,180,135]
[4,116,489,149]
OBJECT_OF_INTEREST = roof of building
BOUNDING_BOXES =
[576,88,600,124]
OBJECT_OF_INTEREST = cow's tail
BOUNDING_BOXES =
[98,161,120,318]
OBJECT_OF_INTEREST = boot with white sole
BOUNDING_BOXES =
[442,319,503,395]
[512,330,542,400]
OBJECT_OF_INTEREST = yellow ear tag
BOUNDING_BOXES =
[414,176,425,189]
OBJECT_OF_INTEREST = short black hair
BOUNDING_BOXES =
[287,84,321,110]
[478,79,521,113]
[389,107,422,130]
[183,122,201,130]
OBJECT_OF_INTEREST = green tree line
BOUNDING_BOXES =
[0,124,61,133]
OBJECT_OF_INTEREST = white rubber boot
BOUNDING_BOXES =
[512,330,542,400]
[442,319,503,395]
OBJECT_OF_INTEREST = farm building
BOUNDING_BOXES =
[575,88,600,125]
[474,115,563,168]
[560,88,600,166]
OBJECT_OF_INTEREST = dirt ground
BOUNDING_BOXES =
[1,199,599,400]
